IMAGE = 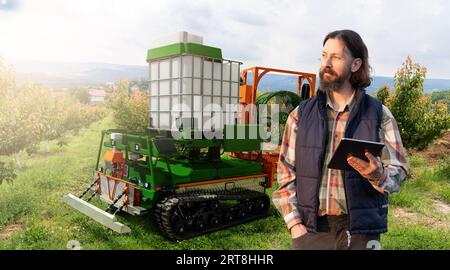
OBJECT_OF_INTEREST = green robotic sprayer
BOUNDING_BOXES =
[63,32,316,240]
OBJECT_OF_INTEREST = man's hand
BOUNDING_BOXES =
[347,151,385,183]
[291,223,308,239]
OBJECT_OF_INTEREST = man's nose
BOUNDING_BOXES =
[321,62,332,71]
[321,56,332,68]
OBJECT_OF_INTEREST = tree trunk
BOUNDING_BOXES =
[15,153,22,169]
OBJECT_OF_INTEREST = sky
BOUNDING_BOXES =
[1,0,449,79]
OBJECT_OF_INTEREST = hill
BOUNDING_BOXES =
[249,73,450,94]
[11,60,147,88]
[8,59,450,93]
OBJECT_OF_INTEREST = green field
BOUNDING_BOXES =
[0,116,449,250]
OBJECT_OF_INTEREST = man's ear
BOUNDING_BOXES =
[351,58,362,73]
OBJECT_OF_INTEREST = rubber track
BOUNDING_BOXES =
[154,190,270,241]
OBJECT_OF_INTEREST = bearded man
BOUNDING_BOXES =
[272,30,410,250]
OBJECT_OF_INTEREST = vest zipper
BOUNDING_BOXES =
[342,94,362,235]
[316,118,328,230]
[342,171,351,234]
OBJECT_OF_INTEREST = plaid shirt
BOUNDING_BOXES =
[272,91,410,230]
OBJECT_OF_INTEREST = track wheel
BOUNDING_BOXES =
[210,215,220,226]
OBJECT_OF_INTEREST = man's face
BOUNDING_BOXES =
[319,38,353,92]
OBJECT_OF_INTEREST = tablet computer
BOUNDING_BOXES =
[327,138,384,171]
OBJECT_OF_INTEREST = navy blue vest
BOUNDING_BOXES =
[295,89,388,234]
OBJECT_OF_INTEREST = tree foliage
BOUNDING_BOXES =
[71,88,91,104]
[108,79,149,131]
[432,89,450,111]
[0,160,16,185]
[375,84,393,106]
[376,56,450,150]
[0,57,107,183]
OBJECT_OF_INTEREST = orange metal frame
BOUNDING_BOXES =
[239,66,316,107]
[231,66,317,188]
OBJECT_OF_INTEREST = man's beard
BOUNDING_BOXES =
[319,66,351,93]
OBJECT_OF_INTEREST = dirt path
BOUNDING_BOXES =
[0,224,25,240]
[433,200,450,215]
[410,130,450,164]
[393,204,449,231]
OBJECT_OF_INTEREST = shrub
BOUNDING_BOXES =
[108,79,149,131]
[375,84,393,106]
[377,56,450,150]
[0,57,107,180]
[0,160,16,184]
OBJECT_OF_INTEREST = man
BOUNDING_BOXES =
[272,30,410,250]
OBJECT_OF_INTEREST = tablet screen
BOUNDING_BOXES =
[327,138,384,171]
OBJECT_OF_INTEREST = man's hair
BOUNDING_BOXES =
[323,30,372,89]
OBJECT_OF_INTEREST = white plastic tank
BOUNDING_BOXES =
[148,34,241,133]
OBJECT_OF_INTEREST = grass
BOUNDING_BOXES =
[390,155,450,211]
[0,115,449,250]
[382,223,449,250]
[0,116,291,250]
[385,150,450,249]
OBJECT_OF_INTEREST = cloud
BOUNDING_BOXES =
[0,0,21,12]
[0,0,449,78]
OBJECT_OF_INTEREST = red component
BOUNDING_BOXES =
[230,152,278,188]
[133,188,141,206]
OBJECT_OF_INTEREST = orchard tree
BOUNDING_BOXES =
[109,79,149,130]
[0,59,33,168]
[0,56,15,95]
[72,88,91,104]
[388,56,450,150]
[375,84,393,106]
[0,56,107,183]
